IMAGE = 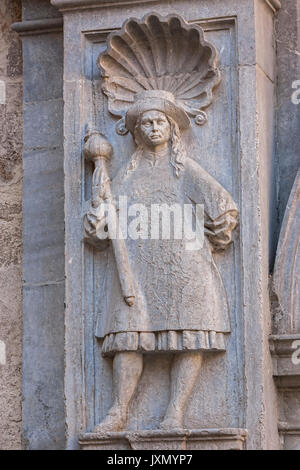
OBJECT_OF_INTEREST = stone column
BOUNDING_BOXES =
[12,0,65,450]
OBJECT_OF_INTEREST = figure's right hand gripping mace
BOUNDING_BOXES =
[83,127,135,307]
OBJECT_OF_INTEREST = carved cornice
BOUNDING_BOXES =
[279,423,300,435]
[51,0,281,13]
[51,0,160,11]
[11,18,63,36]
[12,0,281,36]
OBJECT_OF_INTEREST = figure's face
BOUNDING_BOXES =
[138,110,171,149]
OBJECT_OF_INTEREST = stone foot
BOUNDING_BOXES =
[93,405,127,433]
[159,408,183,430]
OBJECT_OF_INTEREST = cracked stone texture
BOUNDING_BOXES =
[0,0,23,450]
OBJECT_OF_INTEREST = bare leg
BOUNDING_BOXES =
[93,351,143,432]
[160,352,203,429]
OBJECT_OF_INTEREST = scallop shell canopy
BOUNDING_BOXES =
[98,13,221,122]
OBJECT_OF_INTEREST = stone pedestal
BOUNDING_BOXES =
[270,335,300,450]
[79,428,247,450]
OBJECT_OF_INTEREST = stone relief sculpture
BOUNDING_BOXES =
[83,13,238,432]
[273,169,300,333]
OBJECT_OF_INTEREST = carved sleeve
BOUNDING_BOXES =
[184,157,238,251]
[204,210,238,252]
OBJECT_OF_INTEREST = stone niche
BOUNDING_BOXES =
[49,0,280,450]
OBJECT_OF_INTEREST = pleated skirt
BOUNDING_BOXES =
[101,330,226,357]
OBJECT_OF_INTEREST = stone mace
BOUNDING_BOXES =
[83,126,135,307]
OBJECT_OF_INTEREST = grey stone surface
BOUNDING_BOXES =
[22,148,64,284]
[238,62,278,450]
[23,0,61,21]
[20,0,65,450]
[22,283,65,450]
[23,33,63,102]
[255,0,276,82]
[23,99,63,150]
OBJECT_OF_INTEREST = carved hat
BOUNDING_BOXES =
[98,13,220,134]
[125,90,190,132]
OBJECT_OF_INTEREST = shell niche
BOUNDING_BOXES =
[98,13,221,130]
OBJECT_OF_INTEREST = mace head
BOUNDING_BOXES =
[83,125,113,162]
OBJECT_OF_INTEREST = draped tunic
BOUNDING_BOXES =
[95,152,238,356]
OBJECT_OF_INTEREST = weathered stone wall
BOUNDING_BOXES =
[0,0,23,450]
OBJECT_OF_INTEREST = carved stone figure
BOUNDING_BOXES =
[83,13,238,432]
[273,169,300,333]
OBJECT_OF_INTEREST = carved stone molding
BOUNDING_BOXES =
[270,334,300,389]
[278,424,300,451]
[51,0,281,13]
[79,428,248,450]
[11,18,63,36]
[51,0,161,11]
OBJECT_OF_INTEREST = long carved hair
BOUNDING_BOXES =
[125,114,186,178]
